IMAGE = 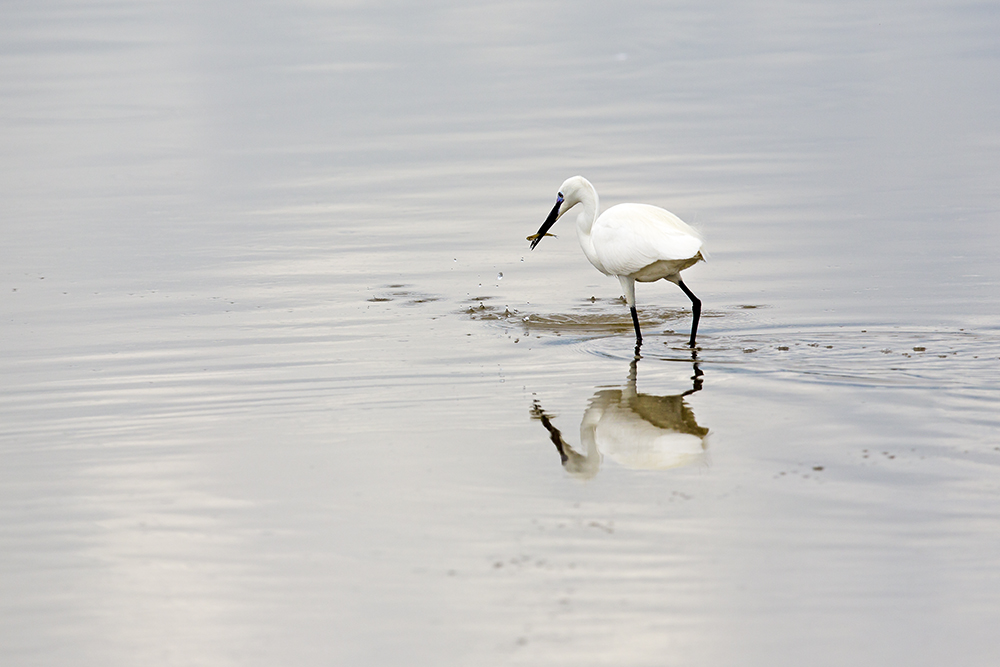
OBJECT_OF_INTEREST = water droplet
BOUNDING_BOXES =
[497,272,503,280]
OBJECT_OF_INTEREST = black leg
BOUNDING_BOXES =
[677,280,701,347]
[629,306,643,347]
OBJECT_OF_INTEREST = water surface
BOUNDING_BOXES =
[2,1,1000,665]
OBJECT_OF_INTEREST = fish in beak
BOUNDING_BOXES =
[528,193,564,250]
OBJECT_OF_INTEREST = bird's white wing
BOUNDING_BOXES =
[590,204,703,277]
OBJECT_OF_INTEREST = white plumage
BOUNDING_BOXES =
[528,176,705,348]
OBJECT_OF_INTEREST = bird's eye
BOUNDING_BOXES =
[557,192,564,202]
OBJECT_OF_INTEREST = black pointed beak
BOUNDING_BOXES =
[529,195,563,250]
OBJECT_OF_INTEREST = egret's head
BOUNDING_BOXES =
[557,176,590,210]
[528,176,591,250]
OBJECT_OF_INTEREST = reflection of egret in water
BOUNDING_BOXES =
[531,355,708,478]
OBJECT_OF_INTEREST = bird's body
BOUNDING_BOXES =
[529,176,704,347]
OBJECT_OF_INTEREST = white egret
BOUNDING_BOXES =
[528,176,704,347]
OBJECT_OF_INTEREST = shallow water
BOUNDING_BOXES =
[3,0,1000,665]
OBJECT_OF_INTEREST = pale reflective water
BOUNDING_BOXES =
[2,1,1000,665]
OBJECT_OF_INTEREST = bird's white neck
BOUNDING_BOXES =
[572,183,603,272]
[571,183,600,236]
